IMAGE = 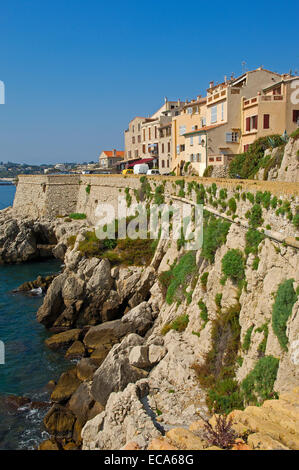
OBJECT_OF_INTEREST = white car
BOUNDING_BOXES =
[147,169,160,176]
[133,164,149,175]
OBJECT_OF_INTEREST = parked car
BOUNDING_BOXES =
[147,169,160,176]
[133,164,149,175]
[122,168,133,175]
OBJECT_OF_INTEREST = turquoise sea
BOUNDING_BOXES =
[0,185,70,449]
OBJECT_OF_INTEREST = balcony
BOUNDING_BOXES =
[243,94,284,109]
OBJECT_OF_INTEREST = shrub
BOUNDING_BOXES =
[163,252,197,305]
[241,356,279,405]
[219,188,227,200]
[221,249,245,282]
[242,325,254,352]
[248,204,263,228]
[229,135,285,179]
[69,212,87,219]
[85,184,91,194]
[252,256,260,270]
[198,299,208,327]
[293,213,299,229]
[256,323,269,356]
[203,165,213,177]
[272,279,297,351]
[154,185,165,205]
[215,293,222,309]
[161,314,189,335]
[201,414,237,449]
[200,272,209,289]
[245,229,264,256]
[125,187,132,207]
[228,197,237,213]
[202,216,231,262]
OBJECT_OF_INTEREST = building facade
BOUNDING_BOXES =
[172,68,284,175]
[99,150,124,169]
[124,99,184,173]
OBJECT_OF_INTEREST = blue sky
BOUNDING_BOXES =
[0,0,298,165]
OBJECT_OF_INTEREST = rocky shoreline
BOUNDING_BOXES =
[1,199,299,451]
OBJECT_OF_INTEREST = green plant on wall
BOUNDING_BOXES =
[85,184,91,195]
[272,279,297,351]
[221,249,245,282]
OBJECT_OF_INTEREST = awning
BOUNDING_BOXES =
[127,158,155,167]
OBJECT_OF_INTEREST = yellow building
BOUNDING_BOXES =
[241,75,299,151]
[172,68,283,175]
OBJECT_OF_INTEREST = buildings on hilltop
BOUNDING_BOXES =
[122,98,185,174]
[123,67,299,176]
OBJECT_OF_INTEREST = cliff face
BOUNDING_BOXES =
[255,136,299,182]
[1,175,299,450]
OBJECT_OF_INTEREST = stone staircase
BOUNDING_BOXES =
[146,388,299,450]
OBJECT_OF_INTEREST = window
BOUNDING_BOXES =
[246,117,250,131]
[293,110,299,123]
[142,144,146,154]
[211,106,217,123]
[162,160,165,168]
[244,144,249,152]
[148,128,151,139]
[132,125,135,133]
[179,125,186,135]
[135,150,138,157]
[263,114,270,129]
[192,125,198,131]
[187,107,193,114]
[132,136,135,144]
[180,144,185,152]
[201,117,206,127]
[143,129,145,141]
[167,160,170,168]
[138,123,141,131]
[190,154,193,162]
[190,136,193,146]
[162,143,164,153]
[176,145,180,155]
[196,153,201,162]
[252,115,258,130]
[221,102,224,121]
[226,132,239,142]
[155,126,157,139]
[168,142,170,153]
[138,135,141,143]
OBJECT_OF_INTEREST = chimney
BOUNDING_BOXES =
[113,149,116,157]
[197,94,201,100]
[209,81,214,88]
[224,75,227,83]
[177,99,181,106]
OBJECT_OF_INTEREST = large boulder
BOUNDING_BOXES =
[68,382,103,424]
[36,272,68,327]
[91,334,148,406]
[83,319,128,351]
[51,369,81,403]
[76,358,99,382]
[45,329,82,351]
[121,301,154,336]
[44,404,76,439]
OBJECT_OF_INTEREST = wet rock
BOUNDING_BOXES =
[83,319,128,351]
[51,369,81,403]
[16,274,57,293]
[65,340,85,359]
[38,438,61,450]
[76,358,99,382]
[45,329,82,351]
[44,404,76,438]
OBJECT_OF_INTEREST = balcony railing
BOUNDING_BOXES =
[243,95,284,108]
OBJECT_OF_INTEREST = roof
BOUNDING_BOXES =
[101,151,125,158]
[263,75,299,91]
[184,97,207,108]
[183,123,226,136]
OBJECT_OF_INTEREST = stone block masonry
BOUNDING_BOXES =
[13,174,299,245]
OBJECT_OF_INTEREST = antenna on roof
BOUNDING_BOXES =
[241,61,247,73]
